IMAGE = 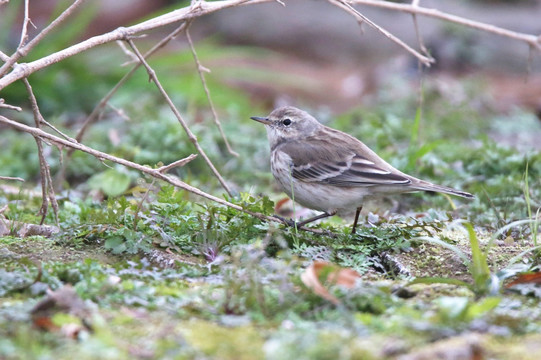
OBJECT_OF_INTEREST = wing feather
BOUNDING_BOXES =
[278,137,411,187]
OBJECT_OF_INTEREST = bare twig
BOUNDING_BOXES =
[0,98,22,111]
[0,0,273,90]
[116,40,139,64]
[23,79,59,225]
[410,0,429,57]
[411,0,426,122]
[70,22,190,152]
[0,0,89,77]
[0,50,9,62]
[186,25,239,157]
[18,0,31,49]
[125,38,233,196]
[58,22,192,187]
[0,176,25,182]
[329,0,435,66]
[349,0,541,50]
[0,115,334,236]
[157,154,198,173]
[39,118,78,142]
[134,154,194,231]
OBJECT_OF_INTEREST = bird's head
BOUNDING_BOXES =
[251,106,322,148]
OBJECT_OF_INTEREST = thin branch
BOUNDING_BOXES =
[125,38,233,196]
[410,0,429,57]
[17,0,31,49]
[0,0,89,77]
[0,176,25,182]
[23,79,59,225]
[0,98,22,111]
[39,118,78,142]
[411,0,426,115]
[349,0,541,50]
[157,154,198,173]
[24,80,50,223]
[116,40,139,64]
[0,50,9,62]
[329,0,435,66]
[0,0,273,90]
[0,115,335,237]
[58,22,192,186]
[70,22,190,152]
[186,25,239,157]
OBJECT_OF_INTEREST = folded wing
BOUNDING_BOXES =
[279,138,411,187]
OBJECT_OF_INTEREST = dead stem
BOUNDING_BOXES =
[125,38,233,196]
[23,79,59,225]
[186,24,239,157]
[0,115,336,237]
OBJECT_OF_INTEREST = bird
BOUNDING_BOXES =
[251,106,473,234]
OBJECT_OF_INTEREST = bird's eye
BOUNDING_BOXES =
[282,118,292,126]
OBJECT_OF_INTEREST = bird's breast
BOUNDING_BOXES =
[270,150,294,190]
[270,149,364,213]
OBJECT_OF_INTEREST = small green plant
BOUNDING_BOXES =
[411,218,541,297]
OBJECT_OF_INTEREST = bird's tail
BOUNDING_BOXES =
[413,180,474,199]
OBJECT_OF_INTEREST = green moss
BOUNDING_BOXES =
[181,320,265,360]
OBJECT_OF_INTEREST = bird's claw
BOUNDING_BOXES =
[273,215,298,228]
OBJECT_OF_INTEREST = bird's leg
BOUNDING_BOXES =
[351,206,363,234]
[273,211,337,229]
[297,210,337,227]
[272,215,297,227]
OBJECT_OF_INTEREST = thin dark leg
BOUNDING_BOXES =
[351,206,363,234]
[297,210,337,227]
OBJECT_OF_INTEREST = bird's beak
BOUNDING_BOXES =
[250,116,271,125]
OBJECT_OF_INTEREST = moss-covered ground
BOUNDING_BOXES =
[1,36,541,359]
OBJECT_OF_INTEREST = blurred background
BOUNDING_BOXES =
[2,0,540,113]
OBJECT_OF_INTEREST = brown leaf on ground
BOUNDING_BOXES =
[30,285,92,337]
[274,197,313,219]
[301,261,361,305]
[506,272,541,288]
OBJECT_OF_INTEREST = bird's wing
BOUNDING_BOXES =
[279,137,411,187]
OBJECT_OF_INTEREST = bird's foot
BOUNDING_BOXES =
[272,215,299,228]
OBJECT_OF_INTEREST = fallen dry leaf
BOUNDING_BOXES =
[274,197,313,219]
[506,272,541,288]
[301,261,361,304]
[31,285,92,337]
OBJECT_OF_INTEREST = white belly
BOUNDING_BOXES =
[271,150,370,214]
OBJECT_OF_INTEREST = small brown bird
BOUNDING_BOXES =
[251,106,473,234]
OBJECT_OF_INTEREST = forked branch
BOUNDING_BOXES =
[348,0,541,51]
[0,0,273,90]
[0,115,334,237]
[125,38,233,196]
[186,25,239,157]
